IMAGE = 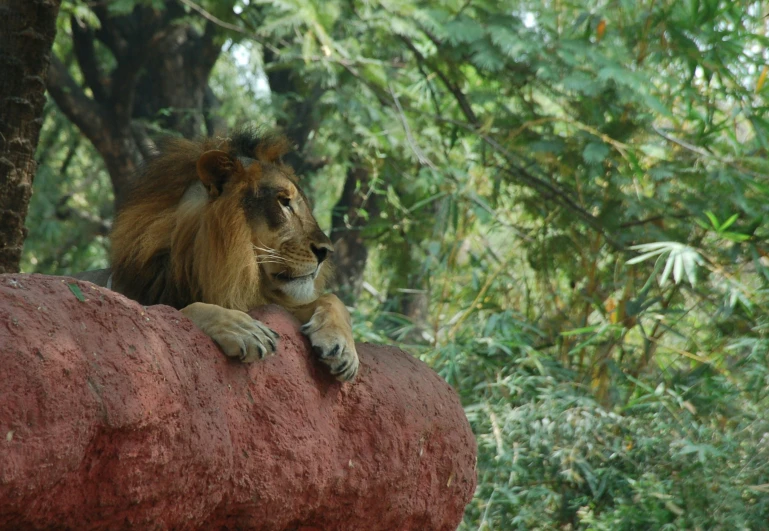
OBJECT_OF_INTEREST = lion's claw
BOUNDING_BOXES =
[302,309,359,382]
[215,316,276,363]
[318,343,341,359]
[180,303,278,364]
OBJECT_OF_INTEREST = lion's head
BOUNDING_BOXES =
[110,128,334,312]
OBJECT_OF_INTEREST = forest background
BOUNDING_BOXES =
[5,0,769,528]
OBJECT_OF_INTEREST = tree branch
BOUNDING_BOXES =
[54,197,112,236]
[46,55,106,147]
[400,36,478,125]
[70,15,108,103]
[203,86,226,136]
[176,0,265,44]
[47,55,140,204]
[92,4,128,59]
[103,6,168,126]
[185,21,223,80]
[198,20,222,69]
[131,122,157,160]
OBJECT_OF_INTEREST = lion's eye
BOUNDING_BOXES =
[278,196,293,212]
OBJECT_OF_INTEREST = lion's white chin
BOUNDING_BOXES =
[279,276,317,304]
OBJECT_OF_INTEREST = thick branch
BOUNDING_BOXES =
[54,200,112,236]
[92,7,126,60]
[101,5,169,126]
[47,56,139,204]
[197,20,222,71]
[70,16,108,103]
[47,1,229,208]
[131,122,157,161]
[46,55,106,147]
[109,63,140,126]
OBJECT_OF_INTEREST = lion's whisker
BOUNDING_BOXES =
[252,244,287,260]
[253,246,278,254]
[253,240,280,254]
[254,255,289,262]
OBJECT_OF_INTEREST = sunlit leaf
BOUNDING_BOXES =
[704,211,720,230]
[628,242,703,286]
[719,213,739,231]
[757,65,768,93]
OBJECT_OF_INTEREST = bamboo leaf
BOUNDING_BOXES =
[68,283,86,302]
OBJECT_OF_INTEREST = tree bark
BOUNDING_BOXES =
[133,22,221,138]
[0,0,62,274]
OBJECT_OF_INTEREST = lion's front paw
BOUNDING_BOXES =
[213,312,279,363]
[181,303,279,363]
[301,310,359,382]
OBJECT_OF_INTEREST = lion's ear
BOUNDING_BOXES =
[197,150,242,196]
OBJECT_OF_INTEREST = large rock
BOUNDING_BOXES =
[0,274,476,530]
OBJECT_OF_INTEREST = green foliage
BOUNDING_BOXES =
[26,0,769,528]
[24,104,112,274]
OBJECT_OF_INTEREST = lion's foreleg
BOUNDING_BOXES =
[290,294,359,382]
[180,302,279,362]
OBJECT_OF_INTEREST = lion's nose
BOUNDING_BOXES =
[311,243,334,264]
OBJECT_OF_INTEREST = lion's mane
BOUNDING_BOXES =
[110,129,291,312]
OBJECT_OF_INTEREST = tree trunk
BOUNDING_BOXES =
[330,165,380,304]
[133,23,221,138]
[0,0,62,274]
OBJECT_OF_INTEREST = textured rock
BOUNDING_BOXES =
[0,274,476,531]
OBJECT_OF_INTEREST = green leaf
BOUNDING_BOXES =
[660,251,675,285]
[470,42,505,72]
[626,249,668,265]
[488,24,526,58]
[704,211,720,230]
[583,142,610,164]
[407,191,448,213]
[68,283,86,302]
[719,213,739,231]
[721,231,751,242]
[445,18,485,45]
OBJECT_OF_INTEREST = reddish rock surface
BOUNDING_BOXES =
[0,274,476,530]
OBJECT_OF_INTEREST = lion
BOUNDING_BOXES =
[89,128,359,381]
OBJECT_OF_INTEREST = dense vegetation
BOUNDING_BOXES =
[24,0,769,528]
